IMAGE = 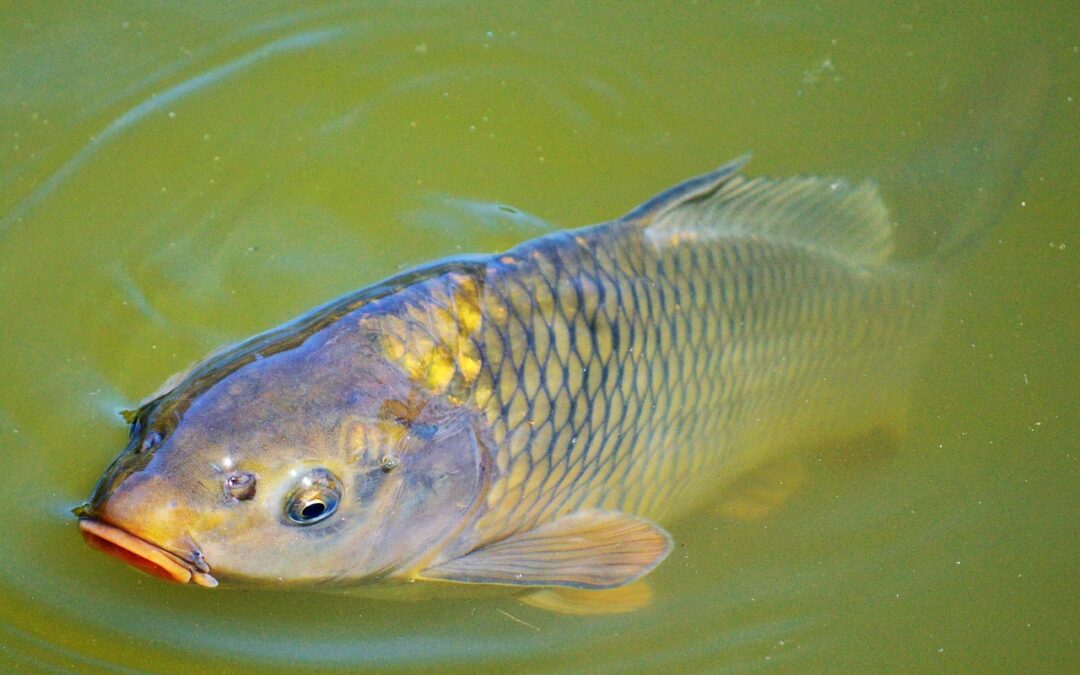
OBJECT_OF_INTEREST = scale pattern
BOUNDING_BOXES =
[460,219,938,542]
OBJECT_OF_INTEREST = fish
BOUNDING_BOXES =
[78,44,1052,611]
[76,155,959,610]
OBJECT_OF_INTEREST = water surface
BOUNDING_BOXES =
[0,2,1076,672]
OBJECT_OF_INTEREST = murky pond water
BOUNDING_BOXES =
[1,2,1076,672]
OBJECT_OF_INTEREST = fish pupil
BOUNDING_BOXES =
[283,468,342,525]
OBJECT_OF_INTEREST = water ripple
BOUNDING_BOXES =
[0,26,345,237]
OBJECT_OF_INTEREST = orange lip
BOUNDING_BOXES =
[79,519,218,588]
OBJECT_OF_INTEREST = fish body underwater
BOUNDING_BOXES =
[77,157,952,612]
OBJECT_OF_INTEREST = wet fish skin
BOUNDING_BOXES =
[78,157,945,595]
[390,162,941,563]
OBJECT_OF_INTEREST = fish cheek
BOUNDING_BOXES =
[363,410,490,574]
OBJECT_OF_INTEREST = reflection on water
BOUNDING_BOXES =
[0,2,1075,672]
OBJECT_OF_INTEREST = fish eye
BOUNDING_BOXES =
[224,471,257,501]
[284,468,342,526]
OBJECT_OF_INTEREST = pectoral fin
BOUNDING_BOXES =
[420,510,672,589]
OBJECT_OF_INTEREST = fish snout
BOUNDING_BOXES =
[77,474,218,587]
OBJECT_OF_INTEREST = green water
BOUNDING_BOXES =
[1,2,1076,671]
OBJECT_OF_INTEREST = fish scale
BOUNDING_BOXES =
[78,158,951,598]
[465,205,936,543]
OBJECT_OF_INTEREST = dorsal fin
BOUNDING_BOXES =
[625,157,896,267]
[622,155,750,225]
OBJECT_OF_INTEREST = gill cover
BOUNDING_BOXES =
[350,393,492,579]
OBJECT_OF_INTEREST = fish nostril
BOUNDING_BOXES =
[224,471,257,501]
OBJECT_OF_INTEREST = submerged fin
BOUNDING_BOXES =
[718,455,809,522]
[633,162,896,267]
[420,510,672,589]
[814,423,905,472]
[881,49,1052,264]
[720,422,905,522]
[520,579,654,615]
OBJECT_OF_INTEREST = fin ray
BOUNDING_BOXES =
[420,510,672,589]
[629,158,897,267]
[622,155,750,225]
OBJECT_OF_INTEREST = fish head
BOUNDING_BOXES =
[78,327,491,588]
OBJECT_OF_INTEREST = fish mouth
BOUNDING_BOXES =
[78,519,218,588]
